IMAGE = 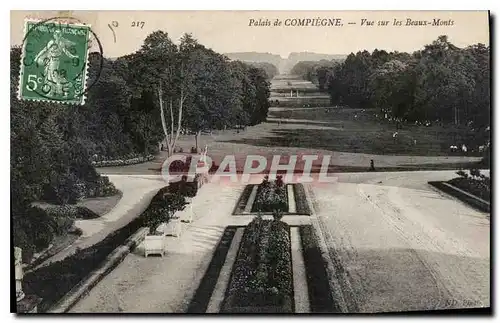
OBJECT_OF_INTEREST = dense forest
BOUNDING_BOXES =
[247,62,279,79]
[11,31,271,260]
[292,36,490,130]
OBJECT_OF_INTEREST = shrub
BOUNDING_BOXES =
[28,207,55,252]
[456,169,468,179]
[469,168,481,179]
[42,171,84,205]
[168,174,203,198]
[143,192,187,234]
[272,209,284,221]
[76,206,100,219]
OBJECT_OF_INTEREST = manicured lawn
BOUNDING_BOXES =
[254,108,483,157]
[76,193,123,216]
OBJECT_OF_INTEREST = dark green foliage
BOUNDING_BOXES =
[223,217,293,312]
[144,191,187,234]
[167,174,204,198]
[247,62,279,79]
[326,37,489,129]
[13,207,56,262]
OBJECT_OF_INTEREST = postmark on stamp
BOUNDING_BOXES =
[18,19,92,105]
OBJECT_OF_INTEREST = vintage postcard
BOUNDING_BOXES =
[10,10,490,314]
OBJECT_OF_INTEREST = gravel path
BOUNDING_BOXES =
[310,171,490,313]
[70,182,247,313]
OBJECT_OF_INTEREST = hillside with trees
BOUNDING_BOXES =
[11,31,272,262]
[291,36,490,128]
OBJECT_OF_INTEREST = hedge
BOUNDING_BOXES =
[293,184,312,215]
[299,225,339,312]
[91,154,155,167]
[232,185,254,214]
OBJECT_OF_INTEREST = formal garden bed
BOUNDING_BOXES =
[23,174,207,312]
[448,169,490,202]
[188,221,337,313]
[233,177,312,216]
[91,154,155,167]
[251,176,288,213]
[221,216,294,313]
[429,169,490,213]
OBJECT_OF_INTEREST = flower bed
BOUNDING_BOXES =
[448,169,490,202]
[251,176,289,213]
[91,154,155,167]
[222,217,294,313]
[293,184,312,215]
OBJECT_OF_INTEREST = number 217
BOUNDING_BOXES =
[132,21,145,29]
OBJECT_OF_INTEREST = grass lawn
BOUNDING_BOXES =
[77,193,123,216]
[240,107,483,157]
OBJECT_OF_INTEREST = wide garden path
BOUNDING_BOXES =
[311,170,490,312]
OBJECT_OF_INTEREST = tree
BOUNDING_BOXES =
[144,193,187,234]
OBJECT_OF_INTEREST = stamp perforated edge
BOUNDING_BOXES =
[17,18,92,106]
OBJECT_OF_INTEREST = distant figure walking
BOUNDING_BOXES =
[392,131,398,144]
[462,144,468,154]
[369,159,375,171]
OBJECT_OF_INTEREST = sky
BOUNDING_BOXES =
[11,10,490,58]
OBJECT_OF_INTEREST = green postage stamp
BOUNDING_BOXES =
[18,19,91,105]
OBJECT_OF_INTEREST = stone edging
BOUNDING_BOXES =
[428,181,490,213]
[47,227,149,313]
[91,155,155,167]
